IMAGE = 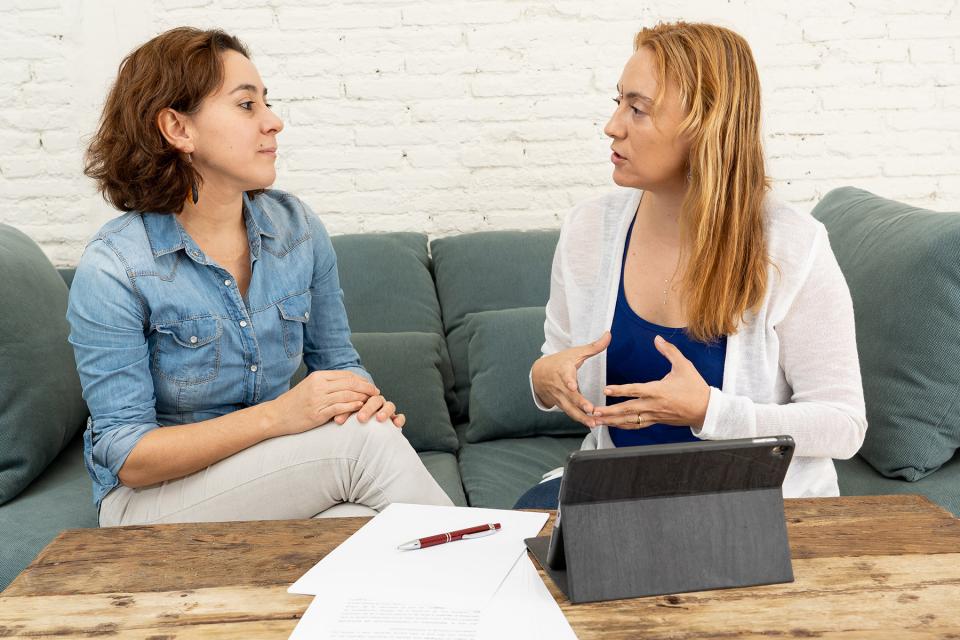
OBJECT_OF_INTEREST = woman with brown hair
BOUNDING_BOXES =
[517,22,866,508]
[69,27,452,525]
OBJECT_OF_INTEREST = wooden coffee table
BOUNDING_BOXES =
[1,495,959,638]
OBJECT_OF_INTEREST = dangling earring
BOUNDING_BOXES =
[187,153,199,204]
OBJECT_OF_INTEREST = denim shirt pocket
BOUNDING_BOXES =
[152,316,223,385]
[277,291,311,358]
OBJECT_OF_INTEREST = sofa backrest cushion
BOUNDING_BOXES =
[0,224,89,505]
[464,306,587,443]
[812,187,960,481]
[431,231,559,422]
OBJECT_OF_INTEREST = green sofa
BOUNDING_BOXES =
[2,186,958,591]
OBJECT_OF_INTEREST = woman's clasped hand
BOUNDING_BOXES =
[270,371,405,437]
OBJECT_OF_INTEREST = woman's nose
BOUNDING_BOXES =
[604,110,624,140]
[264,110,284,135]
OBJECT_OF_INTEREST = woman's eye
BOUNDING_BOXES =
[240,101,254,110]
[612,97,621,106]
[631,107,646,116]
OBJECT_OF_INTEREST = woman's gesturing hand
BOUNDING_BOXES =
[591,335,710,429]
[270,370,382,436]
[531,332,612,428]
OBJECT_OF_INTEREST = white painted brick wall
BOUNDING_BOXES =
[1,0,958,265]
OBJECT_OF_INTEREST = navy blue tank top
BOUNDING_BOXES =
[606,218,727,447]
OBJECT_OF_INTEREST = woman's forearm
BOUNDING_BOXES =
[117,400,282,488]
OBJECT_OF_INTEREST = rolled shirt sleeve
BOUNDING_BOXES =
[67,238,159,505]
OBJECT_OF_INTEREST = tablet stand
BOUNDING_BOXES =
[525,487,794,604]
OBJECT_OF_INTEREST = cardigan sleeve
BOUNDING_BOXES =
[695,226,867,459]
[530,214,576,412]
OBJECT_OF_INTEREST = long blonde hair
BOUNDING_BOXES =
[635,22,770,342]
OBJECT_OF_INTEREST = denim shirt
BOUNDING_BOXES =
[67,190,369,508]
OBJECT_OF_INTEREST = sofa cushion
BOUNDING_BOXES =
[0,433,98,590]
[836,452,960,517]
[292,332,458,454]
[332,232,455,409]
[812,187,960,481]
[0,224,89,505]
[458,436,583,509]
[465,307,587,443]
[431,231,559,421]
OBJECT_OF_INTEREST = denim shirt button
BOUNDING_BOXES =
[192,250,200,257]
[224,279,232,286]
[304,311,309,319]
[189,336,198,344]
[239,320,248,328]
[250,365,258,372]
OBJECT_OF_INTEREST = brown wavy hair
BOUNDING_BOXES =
[635,22,771,342]
[85,27,258,214]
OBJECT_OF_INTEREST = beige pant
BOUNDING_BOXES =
[98,415,453,526]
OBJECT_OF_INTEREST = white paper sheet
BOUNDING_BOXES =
[289,556,577,640]
[288,503,548,608]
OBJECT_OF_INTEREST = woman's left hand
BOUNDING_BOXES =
[335,394,405,428]
[591,335,711,429]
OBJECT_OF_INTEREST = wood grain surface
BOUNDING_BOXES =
[1,495,959,639]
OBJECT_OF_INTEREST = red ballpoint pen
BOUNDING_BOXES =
[397,522,502,551]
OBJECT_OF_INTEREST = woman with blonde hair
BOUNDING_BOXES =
[516,21,866,508]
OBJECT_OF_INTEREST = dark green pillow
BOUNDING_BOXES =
[0,224,88,505]
[431,231,559,422]
[291,332,457,454]
[812,187,960,481]
[464,307,587,443]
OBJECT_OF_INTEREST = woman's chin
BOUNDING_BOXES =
[610,170,642,189]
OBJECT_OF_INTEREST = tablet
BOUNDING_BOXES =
[545,435,795,570]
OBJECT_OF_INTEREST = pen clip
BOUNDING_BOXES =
[461,529,497,540]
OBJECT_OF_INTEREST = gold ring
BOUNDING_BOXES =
[635,412,643,425]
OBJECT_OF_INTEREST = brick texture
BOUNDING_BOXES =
[1,0,958,265]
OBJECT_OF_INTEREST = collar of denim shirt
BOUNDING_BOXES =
[141,192,279,265]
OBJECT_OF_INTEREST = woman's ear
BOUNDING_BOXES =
[157,108,194,154]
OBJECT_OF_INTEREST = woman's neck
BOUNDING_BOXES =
[177,183,246,241]
[636,183,687,247]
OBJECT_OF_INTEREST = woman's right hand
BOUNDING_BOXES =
[531,331,611,428]
[268,370,380,437]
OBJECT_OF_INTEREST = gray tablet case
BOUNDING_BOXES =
[525,436,795,604]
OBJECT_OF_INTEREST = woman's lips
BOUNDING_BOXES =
[259,148,277,157]
[611,151,627,165]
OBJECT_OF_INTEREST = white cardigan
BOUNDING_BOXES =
[533,188,867,498]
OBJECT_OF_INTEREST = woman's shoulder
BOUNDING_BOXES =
[78,212,150,269]
[565,188,639,228]
[763,195,828,273]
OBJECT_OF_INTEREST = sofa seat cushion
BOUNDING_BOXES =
[458,436,583,509]
[812,188,960,481]
[836,453,960,517]
[465,307,587,443]
[332,232,455,406]
[418,451,467,507]
[0,434,97,590]
[431,231,559,421]
[0,224,89,505]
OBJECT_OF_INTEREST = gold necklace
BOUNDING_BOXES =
[662,251,683,306]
